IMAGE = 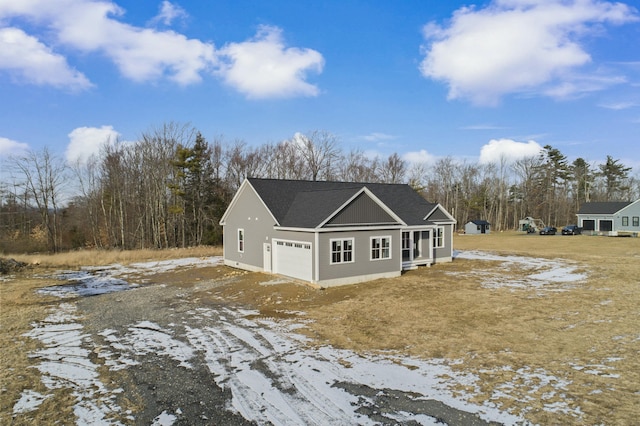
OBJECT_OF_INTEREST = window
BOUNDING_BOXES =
[371,236,391,260]
[237,229,244,252]
[634,217,640,227]
[622,216,629,226]
[401,232,411,260]
[331,238,354,264]
[433,227,444,248]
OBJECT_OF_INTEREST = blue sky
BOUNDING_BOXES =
[1,0,639,172]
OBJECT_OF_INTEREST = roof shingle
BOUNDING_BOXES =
[577,201,632,215]
[248,178,446,228]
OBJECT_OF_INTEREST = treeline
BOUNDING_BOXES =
[1,122,637,253]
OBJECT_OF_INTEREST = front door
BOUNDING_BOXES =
[263,243,272,273]
[413,231,421,259]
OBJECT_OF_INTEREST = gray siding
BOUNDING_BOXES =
[318,229,401,282]
[433,224,454,261]
[223,185,275,269]
[427,206,451,221]
[617,201,640,232]
[325,193,397,226]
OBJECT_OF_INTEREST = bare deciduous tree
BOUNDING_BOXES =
[12,147,67,252]
[294,130,341,181]
[379,153,406,184]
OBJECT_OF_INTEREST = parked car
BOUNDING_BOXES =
[539,226,557,235]
[562,225,582,235]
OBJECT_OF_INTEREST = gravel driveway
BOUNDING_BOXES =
[23,261,517,425]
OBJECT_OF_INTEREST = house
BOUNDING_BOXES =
[220,178,457,287]
[464,220,490,235]
[576,200,640,235]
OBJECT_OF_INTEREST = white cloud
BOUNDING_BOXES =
[0,136,29,157]
[461,124,507,130]
[0,27,92,90]
[479,138,543,164]
[361,132,397,142]
[598,101,639,110]
[403,149,436,165]
[217,25,324,99]
[0,1,324,97]
[420,0,639,105]
[150,1,188,26]
[66,125,120,165]
[0,0,216,86]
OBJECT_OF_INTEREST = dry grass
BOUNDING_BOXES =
[0,246,221,425]
[289,232,640,424]
[3,246,222,269]
[2,237,639,425]
[0,277,77,425]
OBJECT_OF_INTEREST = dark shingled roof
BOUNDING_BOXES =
[248,178,448,228]
[577,201,632,215]
[469,220,490,225]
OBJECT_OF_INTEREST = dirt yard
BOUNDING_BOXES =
[1,233,639,425]
[209,232,640,424]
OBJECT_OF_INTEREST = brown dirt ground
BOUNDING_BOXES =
[2,234,639,425]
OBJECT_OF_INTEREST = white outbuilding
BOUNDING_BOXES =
[464,220,490,235]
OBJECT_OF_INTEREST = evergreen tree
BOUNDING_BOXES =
[533,145,570,226]
[598,155,631,201]
[571,158,594,207]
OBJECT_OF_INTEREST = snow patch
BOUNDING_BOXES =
[12,390,51,414]
[23,303,124,425]
[38,257,222,298]
[453,250,587,291]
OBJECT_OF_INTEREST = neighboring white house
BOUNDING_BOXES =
[464,220,490,235]
[576,200,640,236]
[220,178,457,287]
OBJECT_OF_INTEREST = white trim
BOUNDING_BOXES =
[433,226,445,248]
[401,224,437,230]
[275,225,404,233]
[318,187,407,228]
[370,235,392,261]
[314,232,320,282]
[329,237,355,265]
[423,203,457,223]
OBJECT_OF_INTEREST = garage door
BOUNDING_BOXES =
[600,220,613,232]
[273,240,312,282]
[582,220,595,231]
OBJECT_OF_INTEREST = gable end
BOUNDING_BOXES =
[424,204,456,223]
[324,192,399,227]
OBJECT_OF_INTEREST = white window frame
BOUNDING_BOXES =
[433,226,444,248]
[238,228,244,253]
[330,238,354,264]
[370,236,392,261]
[401,231,411,258]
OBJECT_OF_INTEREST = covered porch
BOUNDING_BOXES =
[401,228,434,270]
